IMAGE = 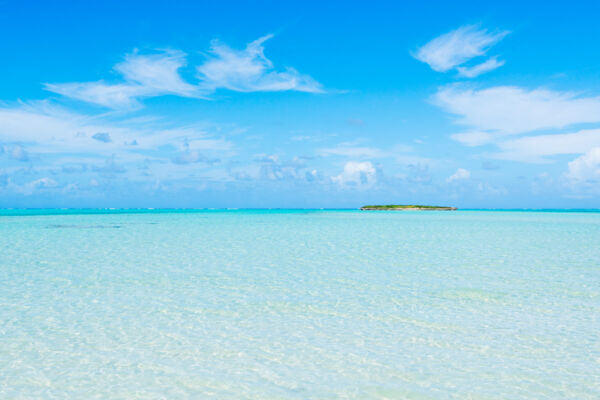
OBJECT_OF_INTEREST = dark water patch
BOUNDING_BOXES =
[46,224,121,229]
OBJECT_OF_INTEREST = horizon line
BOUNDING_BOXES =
[1,207,599,213]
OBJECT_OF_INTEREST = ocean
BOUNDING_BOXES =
[1,209,599,398]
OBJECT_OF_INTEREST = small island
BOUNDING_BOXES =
[360,204,457,211]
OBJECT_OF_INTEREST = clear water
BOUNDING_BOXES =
[1,210,599,399]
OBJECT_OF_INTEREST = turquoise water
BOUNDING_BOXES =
[1,210,599,399]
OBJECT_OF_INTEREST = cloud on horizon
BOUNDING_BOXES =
[563,147,600,189]
[332,161,377,188]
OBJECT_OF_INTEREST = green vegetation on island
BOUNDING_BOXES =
[360,204,457,211]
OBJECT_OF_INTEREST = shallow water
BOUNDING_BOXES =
[1,210,599,399]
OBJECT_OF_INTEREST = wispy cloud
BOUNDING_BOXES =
[0,101,235,190]
[447,168,470,182]
[414,25,509,77]
[317,143,412,159]
[449,131,495,147]
[45,50,200,109]
[435,85,600,145]
[115,50,199,95]
[494,129,600,163]
[196,34,323,93]
[318,146,387,158]
[45,35,323,110]
[438,85,600,163]
[0,102,232,155]
[456,56,505,78]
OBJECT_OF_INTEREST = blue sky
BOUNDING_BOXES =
[1,0,600,208]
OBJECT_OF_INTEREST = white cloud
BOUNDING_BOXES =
[172,150,218,165]
[290,135,314,142]
[115,50,198,96]
[332,161,376,188]
[197,34,323,93]
[45,50,200,109]
[563,147,600,186]
[395,154,439,167]
[494,129,600,162]
[14,177,58,195]
[1,144,30,162]
[414,25,508,76]
[0,102,232,156]
[450,131,494,147]
[0,105,109,153]
[436,86,600,143]
[0,102,236,187]
[45,82,147,109]
[45,35,323,109]
[477,181,507,196]
[447,168,470,182]
[456,56,505,78]
[318,143,412,159]
[229,154,317,182]
[318,146,386,158]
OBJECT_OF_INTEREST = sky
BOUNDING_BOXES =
[1,0,600,208]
